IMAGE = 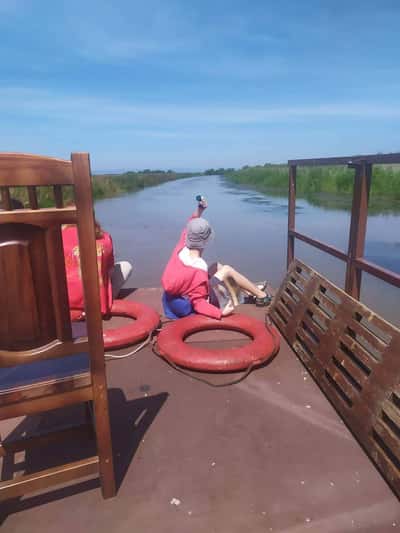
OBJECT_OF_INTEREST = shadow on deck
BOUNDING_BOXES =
[1,288,399,532]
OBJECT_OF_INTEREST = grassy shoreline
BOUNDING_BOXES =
[222,164,400,213]
[9,170,193,207]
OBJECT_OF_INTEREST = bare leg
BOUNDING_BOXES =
[214,264,266,298]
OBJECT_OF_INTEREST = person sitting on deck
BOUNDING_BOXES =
[161,198,271,320]
[62,221,133,318]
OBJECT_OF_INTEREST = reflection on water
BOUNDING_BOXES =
[95,175,399,327]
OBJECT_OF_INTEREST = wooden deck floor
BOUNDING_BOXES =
[1,288,399,532]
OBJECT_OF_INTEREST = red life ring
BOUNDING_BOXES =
[71,299,160,350]
[103,299,160,350]
[156,313,280,372]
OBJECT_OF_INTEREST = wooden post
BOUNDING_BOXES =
[287,165,297,269]
[72,152,116,499]
[345,161,372,299]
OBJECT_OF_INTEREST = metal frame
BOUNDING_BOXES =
[287,152,400,299]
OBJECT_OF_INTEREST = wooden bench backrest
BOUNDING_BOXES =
[0,153,103,368]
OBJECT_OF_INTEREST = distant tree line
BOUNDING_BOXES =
[221,164,400,198]
[221,163,400,213]
[8,170,192,208]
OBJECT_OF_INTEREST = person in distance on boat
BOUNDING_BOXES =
[62,221,133,318]
[161,198,271,320]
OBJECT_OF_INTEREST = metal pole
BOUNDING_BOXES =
[345,161,372,299]
[287,165,297,269]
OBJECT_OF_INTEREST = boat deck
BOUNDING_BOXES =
[1,288,399,532]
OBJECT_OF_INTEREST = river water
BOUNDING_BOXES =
[95,175,399,327]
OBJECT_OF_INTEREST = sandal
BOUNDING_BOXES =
[255,294,273,307]
[256,281,268,293]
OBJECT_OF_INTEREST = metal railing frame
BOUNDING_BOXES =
[287,152,400,299]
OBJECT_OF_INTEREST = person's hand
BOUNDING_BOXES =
[222,301,234,317]
[196,196,207,217]
[199,197,208,210]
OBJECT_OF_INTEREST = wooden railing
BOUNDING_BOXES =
[286,152,400,299]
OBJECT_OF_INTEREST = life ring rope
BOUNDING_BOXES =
[152,317,279,387]
[152,339,257,387]
[154,313,280,384]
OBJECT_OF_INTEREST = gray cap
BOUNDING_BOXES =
[185,217,214,250]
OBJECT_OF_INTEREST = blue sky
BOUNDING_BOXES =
[1,0,399,171]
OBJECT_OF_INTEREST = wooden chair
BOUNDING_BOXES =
[0,153,116,501]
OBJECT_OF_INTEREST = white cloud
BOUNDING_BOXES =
[1,88,400,128]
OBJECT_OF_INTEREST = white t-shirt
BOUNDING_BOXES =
[178,246,208,272]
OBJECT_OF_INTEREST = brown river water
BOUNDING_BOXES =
[95,175,400,327]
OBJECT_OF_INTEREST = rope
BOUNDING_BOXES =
[103,317,172,360]
[104,314,280,389]
[151,312,280,387]
[105,331,154,359]
[151,341,256,387]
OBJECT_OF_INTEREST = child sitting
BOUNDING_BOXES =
[161,198,271,319]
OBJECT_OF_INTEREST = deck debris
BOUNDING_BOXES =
[305,404,312,409]
[305,517,311,523]
[211,462,216,467]
[170,498,181,506]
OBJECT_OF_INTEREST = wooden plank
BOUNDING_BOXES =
[332,352,368,390]
[3,424,94,454]
[307,301,330,330]
[279,293,294,315]
[53,185,64,208]
[288,152,400,166]
[312,292,339,318]
[324,367,358,404]
[373,420,400,467]
[273,258,400,499]
[0,153,73,186]
[299,314,322,344]
[1,187,11,210]
[0,384,92,418]
[283,284,300,305]
[0,338,89,367]
[46,226,73,342]
[294,262,313,282]
[28,186,39,209]
[347,318,388,352]
[0,456,99,501]
[289,269,308,290]
[382,400,400,429]
[270,309,287,330]
[287,279,303,300]
[275,300,291,322]
[338,334,375,373]
[295,329,316,358]
[293,333,315,362]
[0,207,77,226]
[348,301,395,340]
